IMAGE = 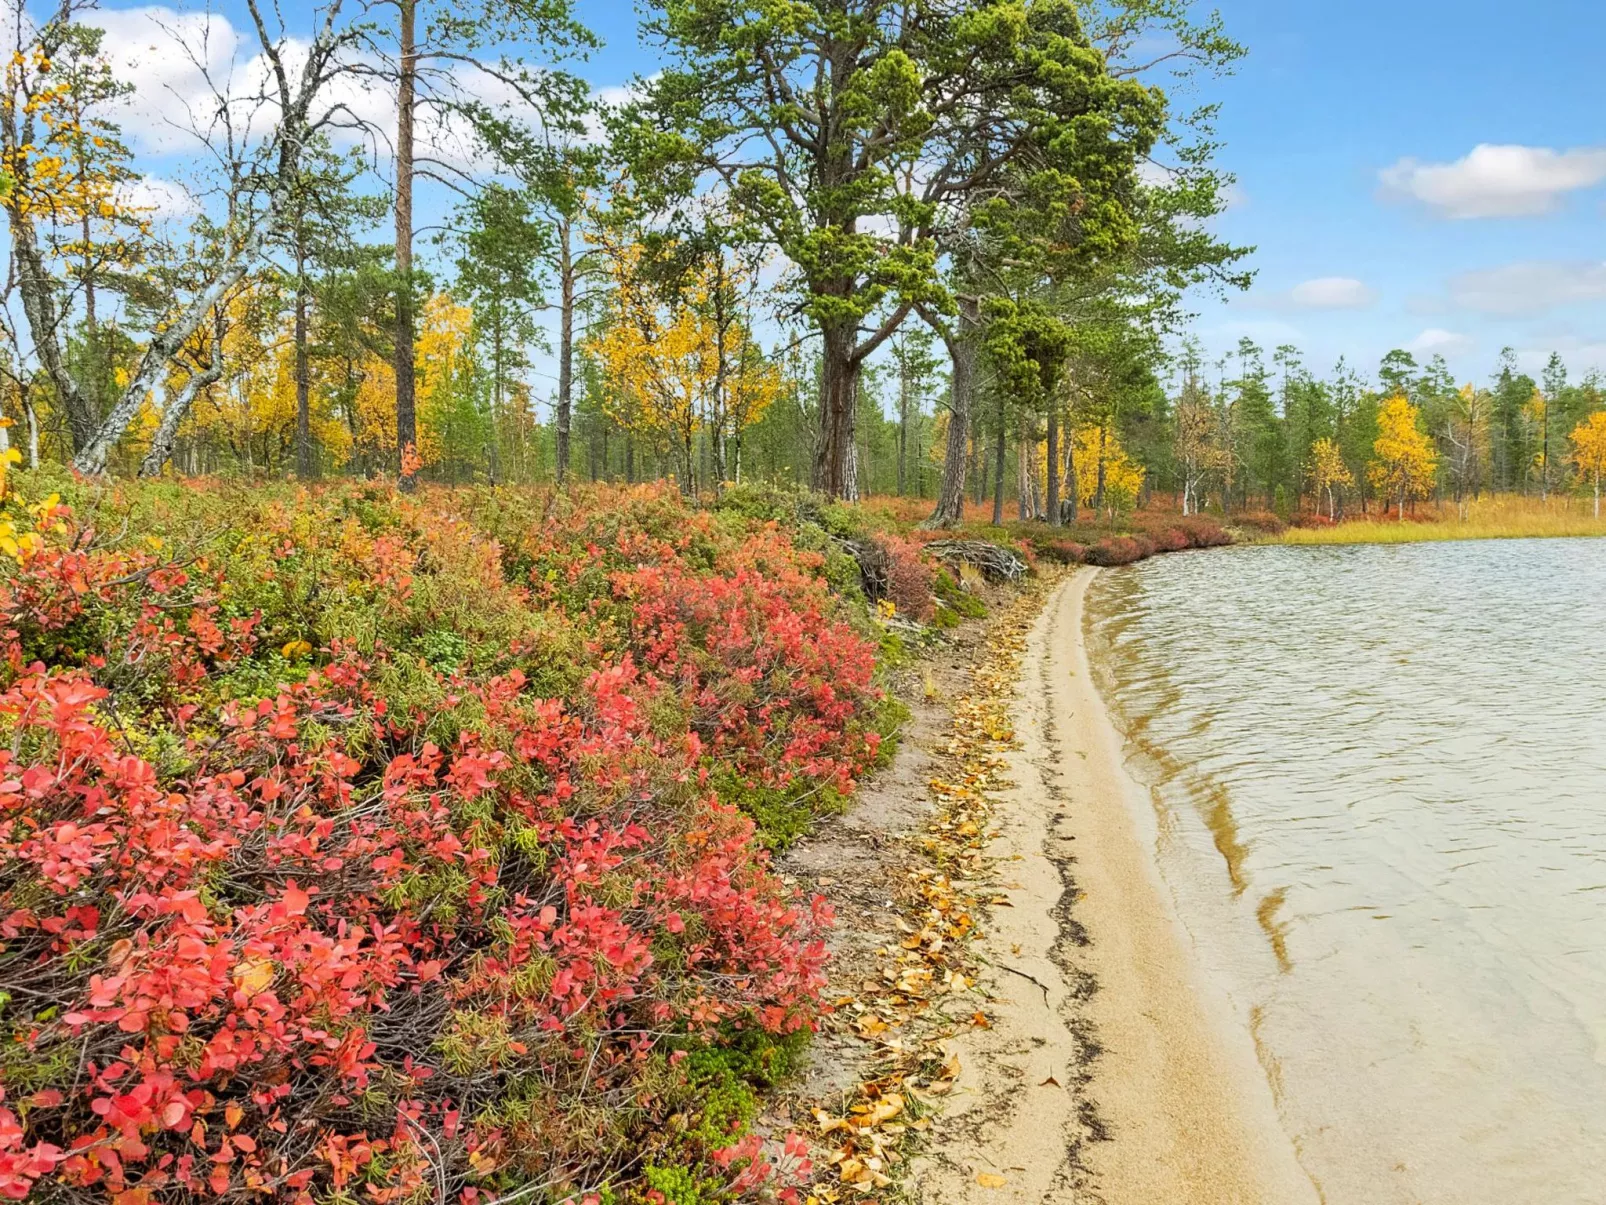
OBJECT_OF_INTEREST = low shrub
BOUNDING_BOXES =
[881,536,935,623]
[1085,534,1156,566]
[1034,539,1087,565]
[1227,510,1287,536]
[0,478,875,1204]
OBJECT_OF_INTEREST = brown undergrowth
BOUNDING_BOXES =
[774,578,1054,1202]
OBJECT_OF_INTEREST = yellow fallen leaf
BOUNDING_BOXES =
[977,1172,1008,1188]
[232,959,275,995]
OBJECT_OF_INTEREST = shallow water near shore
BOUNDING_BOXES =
[1085,538,1606,1205]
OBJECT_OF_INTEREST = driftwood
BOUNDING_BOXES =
[924,539,1029,582]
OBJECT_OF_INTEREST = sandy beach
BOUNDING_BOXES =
[914,568,1319,1205]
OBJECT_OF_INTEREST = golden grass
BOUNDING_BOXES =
[1277,495,1606,544]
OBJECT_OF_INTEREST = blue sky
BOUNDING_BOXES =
[91,0,1606,394]
[1168,0,1606,384]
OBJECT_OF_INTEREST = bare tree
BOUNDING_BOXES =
[0,0,367,476]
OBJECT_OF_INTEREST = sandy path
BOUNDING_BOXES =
[913,569,1320,1205]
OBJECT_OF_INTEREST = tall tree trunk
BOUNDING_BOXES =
[1094,423,1108,512]
[555,217,574,484]
[816,320,860,500]
[393,0,418,489]
[82,213,96,334]
[897,360,909,496]
[21,390,38,469]
[1063,424,1078,522]
[1046,401,1060,526]
[1017,428,1029,521]
[1540,403,1550,501]
[926,298,979,527]
[488,314,503,483]
[294,235,314,480]
[991,388,1006,526]
[80,212,101,426]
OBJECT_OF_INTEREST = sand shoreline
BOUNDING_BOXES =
[914,568,1318,1204]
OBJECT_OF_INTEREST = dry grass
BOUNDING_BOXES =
[1278,495,1606,544]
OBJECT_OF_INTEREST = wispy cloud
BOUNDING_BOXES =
[1405,328,1474,356]
[1241,276,1376,312]
[1446,260,1606,315]
[1285,276,1376,310]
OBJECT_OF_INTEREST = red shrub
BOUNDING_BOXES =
[0,483,872,1203]
[881,536,935,623]
[1085,535,1158,566]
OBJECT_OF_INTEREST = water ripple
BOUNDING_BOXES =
[1087,539,1606,1205]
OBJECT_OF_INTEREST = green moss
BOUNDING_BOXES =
[642,1163,719,1205]
[709,767,849,850]
[933,568,986,620]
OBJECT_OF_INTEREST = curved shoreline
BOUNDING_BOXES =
[916,569,1317,1204]
[1054,569,1316,1203]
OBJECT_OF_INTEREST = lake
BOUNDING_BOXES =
[1086,538,1606,1205]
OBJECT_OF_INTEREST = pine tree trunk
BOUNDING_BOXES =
[896,353,910,496]
[1046,403,1060,526]
[394,0,419,489]
[926,298,979,527]
[991,387,1006,527]
[1017,428,1029,521]
[1063,426,1078,522]
[1094,423,1108,512]
[816,320,860,500]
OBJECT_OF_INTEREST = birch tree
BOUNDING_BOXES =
[1,0,368,475]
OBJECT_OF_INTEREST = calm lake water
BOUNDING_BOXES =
[1086,538,1606,1205]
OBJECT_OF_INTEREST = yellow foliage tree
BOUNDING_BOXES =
[342,293,474,472]
[589,238,780,491]
[1369,395,1438,519]
[1071,423,1143,515]
[590,242,709,486]
[1308,436,1353,520]
[1569,411,1606,518]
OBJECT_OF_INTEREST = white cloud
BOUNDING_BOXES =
[1241,276,1376,312]
[1286,276,1376,309]
[116,175,198,220]
[1379,144,1606,219]
[1446,260,1606,314]
[94,6,248,156]
[1405,328,1474,356]
[89,6,514,176]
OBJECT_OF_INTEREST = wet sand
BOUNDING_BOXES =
[916,569,1317,1204]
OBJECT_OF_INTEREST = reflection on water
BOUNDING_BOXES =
[1086,539,1606,1205]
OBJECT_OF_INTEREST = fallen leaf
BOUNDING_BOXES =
[976,1172,1008,1188]
[1039,1075,1061,1088]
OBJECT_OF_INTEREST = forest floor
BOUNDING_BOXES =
[779,568,1321,1205]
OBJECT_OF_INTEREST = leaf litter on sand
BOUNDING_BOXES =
[801,580,1051,1203]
